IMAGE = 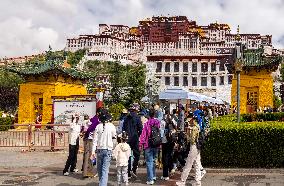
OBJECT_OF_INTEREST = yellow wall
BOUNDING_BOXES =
[18,82,55,124]
[18,76,87,124]
[231,70,273,114]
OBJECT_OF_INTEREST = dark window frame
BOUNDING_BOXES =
[201,77,207,86]
[211,77,216,86]
[174,77,179,86]
[183,63,188,72]
[165,77,170,85]
[220,76,224,85]
[192,62,197,72]
[156,62,162,72]
[219,63,225,71]
[174,62,179,72]
[201,63,208,72]
[192,77,197,86]
[165,63,170,72]
[211,63,216,72]
[183,76,188,86]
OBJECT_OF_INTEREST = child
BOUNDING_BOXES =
[113,131,131,185]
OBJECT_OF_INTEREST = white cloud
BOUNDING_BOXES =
[0,0,284,58]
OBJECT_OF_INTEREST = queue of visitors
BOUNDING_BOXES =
[63,103,212,186]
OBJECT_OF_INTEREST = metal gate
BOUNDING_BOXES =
[0,124,70,151]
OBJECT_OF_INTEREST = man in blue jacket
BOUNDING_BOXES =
[122,105,143,179]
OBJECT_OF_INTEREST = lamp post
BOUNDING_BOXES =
[235,59,243,123]
[235,25,244,123]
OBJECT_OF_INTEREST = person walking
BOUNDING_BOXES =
[176,113,205,186]
[122,105,143,178]
[139,109,161,185]
[91,109,116,186]
[63,114,81,176]
[178,105,185,131]
[82,113,100,178]
[113,132,131,186]
[161,108,176,181]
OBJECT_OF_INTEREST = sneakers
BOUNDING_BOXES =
[146,181,154,185]
[153,177,156,181]
[71,169,79,173]
[63,172,69,176]
[161,176,169,180]
[171,168,176,174]
[200,169,206,179]
[176,181,186,186]
[130,171,137,178]
[195,169,206,181]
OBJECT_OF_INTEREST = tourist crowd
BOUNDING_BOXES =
[62,103,212,186]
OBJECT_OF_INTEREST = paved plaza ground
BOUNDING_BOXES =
[0,150,284,186]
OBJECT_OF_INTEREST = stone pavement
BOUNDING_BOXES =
[0,150,284,186]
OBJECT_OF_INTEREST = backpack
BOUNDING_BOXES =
[148,124,162,148]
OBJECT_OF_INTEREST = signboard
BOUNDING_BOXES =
[216,48,234,54]
[53,100,96,131]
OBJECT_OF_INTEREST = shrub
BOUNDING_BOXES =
[108,103,126,121]
[241,112,284,122]
[0,117,13,131]
[201,118,284,167]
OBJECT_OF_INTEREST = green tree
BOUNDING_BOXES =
[67,49,86,67]
[0,69,24,112]
[273,95,282,109]
[124,64,146,106]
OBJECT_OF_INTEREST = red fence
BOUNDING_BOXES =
[0,124,70,151]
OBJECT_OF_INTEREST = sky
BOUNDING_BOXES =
[0,0,284,58]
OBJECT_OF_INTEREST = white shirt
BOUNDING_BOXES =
[113,142,131,167]
[92,122,116,153]
[69,121,81,145]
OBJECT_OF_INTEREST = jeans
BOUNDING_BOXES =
[145,147,158,182]
[63,138,79,173]
[97,149,112,186]
[117,166,128,184]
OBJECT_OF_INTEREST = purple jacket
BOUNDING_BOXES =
[84,115,99,139]
[139,118,160,150]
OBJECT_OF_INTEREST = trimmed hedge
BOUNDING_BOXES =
[241,112,284,122]
[201,117,284,167]
[0,117,13,131]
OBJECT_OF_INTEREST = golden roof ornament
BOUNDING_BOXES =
[236,25,241,41]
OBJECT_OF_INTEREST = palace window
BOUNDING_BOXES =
[192,62,197,72]
[211,63,216,72]
[201,63,208,72]
[183,63,188,72]
[156,62,162,72]
[201,77,207,86]
[174,62,179,72]
[165,77,170,85]
[220,76,224,85]
[174,77,179,86]
[228,75,233,84]
[219,63,225,71]
[165,63,170,72]
[192,77,197,86]
[211,77,216,86]
[183,76,188,86]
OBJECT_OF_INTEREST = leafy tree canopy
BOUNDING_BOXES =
[0,68,24,112]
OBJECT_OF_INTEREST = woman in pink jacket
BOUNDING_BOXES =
[139,109,161,185]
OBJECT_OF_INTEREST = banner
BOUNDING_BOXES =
[53,100,96,131]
